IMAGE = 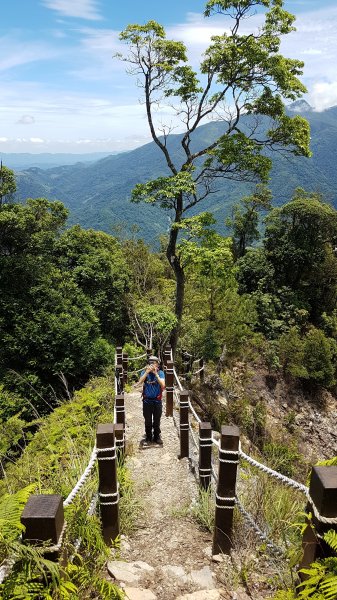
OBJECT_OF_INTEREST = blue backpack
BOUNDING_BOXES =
[142,370,165,400]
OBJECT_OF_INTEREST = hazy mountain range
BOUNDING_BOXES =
[9,101,337,243]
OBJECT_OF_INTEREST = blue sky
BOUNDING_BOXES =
[1,0,337,154]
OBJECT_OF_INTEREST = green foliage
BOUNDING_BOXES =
[278,327,307,378]
[0,163,16,205]
[192,488,215,532]
[0,376,114,498]
[226,184,272,258]
[262,441,301,478]
[0,199,129,415]
[297,530,337,599]
[303,328,336,387]
[0,485,36,560]
[56,225,130,341]
[117,0,311,350]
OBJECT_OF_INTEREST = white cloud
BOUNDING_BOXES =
[41,0,103,21]
[310,82,337,112]
[17,115,36,125]
[30,137,44,143]
[0,34,62,72]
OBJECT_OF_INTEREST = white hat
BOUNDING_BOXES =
[149,355,159,362]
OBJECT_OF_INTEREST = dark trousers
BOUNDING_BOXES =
[143,399,162,440]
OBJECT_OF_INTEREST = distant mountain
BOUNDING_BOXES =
[12,103,337,243]
[2,152,118,170]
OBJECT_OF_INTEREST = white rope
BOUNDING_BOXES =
[64,446,97,507]
[192,366,204,376]
[235,497,284,557]
[239,447,309,495]
[237,445,337,524]
[188,398,202,423]
[0,559,15,584]
[71,494,99,559]
[96,445,116,461]
[189,424,199,450]
[173,367,184,391]
[39,521,67,553]
[99,484,120,506]
[212,436,220,448]
[127,367,144,375]
[127,353,147,361]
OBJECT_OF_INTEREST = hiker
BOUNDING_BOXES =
[138,355,165,446]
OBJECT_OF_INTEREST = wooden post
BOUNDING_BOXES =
[21,494,64,560]
[116,364,124,394]
[122,353,128,385]
[115,393,125,428]
[96,424,119,545]
[199,358,205,383]
[199,422,212,490]
[163,345,172,370]
[146,348,152,362]
[212,425,240,555]
[116,346,123,366]
[166,359,174,417]
[300,466,337,575]
[179,390,189,459]
[115,422,125,459]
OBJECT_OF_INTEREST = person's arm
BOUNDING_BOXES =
[138,366,151,385]
[156,369,165,390]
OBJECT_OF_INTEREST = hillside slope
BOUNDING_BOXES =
[14,104,337,243]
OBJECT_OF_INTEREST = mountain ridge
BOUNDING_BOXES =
[12,103,337,243]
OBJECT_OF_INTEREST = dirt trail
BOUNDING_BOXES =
[107,389,227,600]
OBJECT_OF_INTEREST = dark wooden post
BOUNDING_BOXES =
[166,359,174,417]
[122,353,128,385]
[116,346,123,366]
[212,425,240,555]
[115,422,125,458]
[179,390,189,459]
[96,424,119,545]
[115,393,125,428]
[163,345,172,370]
[116,364,124,394]
[300,466,337,575]
[199,358,205,383]
[21,494,64,560]
[199,422,212,490]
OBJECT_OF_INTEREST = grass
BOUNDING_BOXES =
[191,487,215,532]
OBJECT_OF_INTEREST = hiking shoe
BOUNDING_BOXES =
[154,437,163,446]
[141,437,152,446]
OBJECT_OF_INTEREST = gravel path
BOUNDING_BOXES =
[107,389,226,600]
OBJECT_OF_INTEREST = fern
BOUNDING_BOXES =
[324,530,337,553]
[297,532,337,600]
[316,457,337,467]
[0,484,36,559]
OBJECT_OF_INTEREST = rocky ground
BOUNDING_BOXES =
[105,388,255,600]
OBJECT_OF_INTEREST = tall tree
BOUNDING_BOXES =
[226,185,272,258]
[117,0,311,353]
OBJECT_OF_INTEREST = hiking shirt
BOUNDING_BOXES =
[141,369,165,403]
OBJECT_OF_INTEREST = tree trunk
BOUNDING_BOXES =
[170,260,185,356]
[166,197,185,357]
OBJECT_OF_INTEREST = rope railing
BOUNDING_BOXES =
[168,348,337,562]
[1,349,125,585]
[64,446,98,507]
